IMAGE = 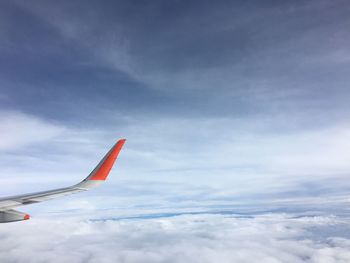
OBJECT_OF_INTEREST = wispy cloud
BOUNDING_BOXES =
[1,111,350,199]
[0,111,65,150]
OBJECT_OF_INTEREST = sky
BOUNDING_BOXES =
[0,0,350,262]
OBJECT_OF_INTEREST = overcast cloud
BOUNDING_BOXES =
[0,0,350,262]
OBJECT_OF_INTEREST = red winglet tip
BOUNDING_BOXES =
[24,214,30,220]
[89,139,126,181]
[116,138,126,148]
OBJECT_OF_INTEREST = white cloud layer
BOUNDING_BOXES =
[0,213,350,263]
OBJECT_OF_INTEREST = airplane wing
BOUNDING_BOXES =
[0,139,126,223]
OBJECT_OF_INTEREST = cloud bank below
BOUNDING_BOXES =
[1,213,350,263]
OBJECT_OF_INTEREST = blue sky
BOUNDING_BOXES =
[1,1,350,262]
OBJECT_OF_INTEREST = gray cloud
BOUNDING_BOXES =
[0,0,349,124]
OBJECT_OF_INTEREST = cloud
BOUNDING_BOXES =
[0,2,349,262]
[2,0,350,128]
[12,0,350,97]
[0,111,65,151]
[1,111,350,200]
[115,116,350,191]
[0,213,350,263]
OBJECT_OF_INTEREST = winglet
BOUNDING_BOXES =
[87,139,126,181]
